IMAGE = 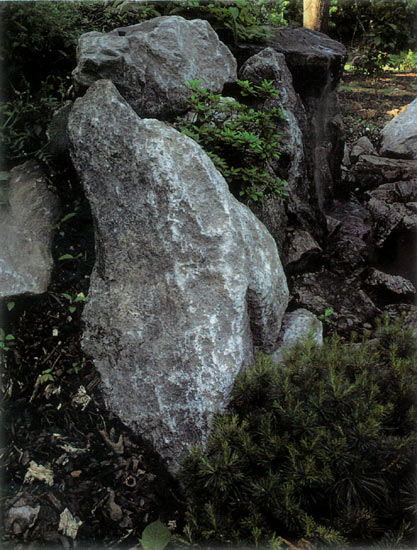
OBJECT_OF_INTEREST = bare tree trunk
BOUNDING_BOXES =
[303,0,330,33]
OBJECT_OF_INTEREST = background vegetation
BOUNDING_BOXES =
[1,0,416,170]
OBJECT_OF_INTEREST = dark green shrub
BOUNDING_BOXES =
[328,0,417,74]
[181,316,417,547]
[176,79,287,203]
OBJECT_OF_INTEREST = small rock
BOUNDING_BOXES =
[268,308,323,364]
[350,136,377,163]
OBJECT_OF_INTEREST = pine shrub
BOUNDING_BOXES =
[180,316,417,548]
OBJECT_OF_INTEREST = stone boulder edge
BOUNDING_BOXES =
[72,15,237,119]
[0,161,60,299]
[381,98,417,160]
[68,79,289,473]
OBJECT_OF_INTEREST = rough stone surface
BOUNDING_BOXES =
[286,229,322,273]
[239,48,306,192]
[350,136,377,163]
[72,16,237,119]
[68,80,289,472]
[47,101,73,161]
[381,97,417,159]
[292,269,379,333]
[0,161,60,299]
[365,180,417,247]
[365,268,416,302]
[268,308,323,364]
[351,155,417,191]
[325,199,373,269]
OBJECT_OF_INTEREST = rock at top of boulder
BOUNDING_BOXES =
[72,15,237,119]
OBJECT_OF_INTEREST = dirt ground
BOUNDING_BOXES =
[1,70,416,549]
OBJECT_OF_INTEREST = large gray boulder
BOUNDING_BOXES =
[68,79,289,472]
[72,16,237,119]
[380,97,417,159]
[0,161,60,299]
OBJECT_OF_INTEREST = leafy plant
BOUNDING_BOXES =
[318,308,334,324]
[329,0,417,75]
[0,78,66,169]
[176,78,287,203]
[181,315,417,547]
[60,292,87,314]
[139,520,171,550]
[0,328,15,352]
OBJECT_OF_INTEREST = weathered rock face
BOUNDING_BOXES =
[291,269,378,333]
[68,80,289,472]
[365,268,416,304]
[236,27,347,211]
[365,180,417,247]
[268,308,323,364]
[381,97,417,159]
[351,155,417,192]
[325,199,374,270]
[72,16,237,119]
[0,161,60,299]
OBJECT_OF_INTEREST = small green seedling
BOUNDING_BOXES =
[61,292,87,314]
[0,328,15,351]
[139,520,171,550]
[39,368,54,384]
[318,308,334,323]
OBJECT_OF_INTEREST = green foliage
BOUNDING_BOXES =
[0,77,67,169]
[108,0,290,46]
[0,328,15,352]
[1,2,82,92]
[176,79,287,203]
[328,0,417,74]
[181,316,417,547]
[387,50,417,73]
[139,520,171,550]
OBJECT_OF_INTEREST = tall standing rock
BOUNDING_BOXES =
[236,27,347,211]
[72,16,237,119]
[68,80,289,472]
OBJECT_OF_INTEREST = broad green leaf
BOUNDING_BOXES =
[230,6,239,20]
[139,520,171,550]
[7,301,15,311]
[58,254,74,260]
[69,306,76,314]
[61,293,72,301]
